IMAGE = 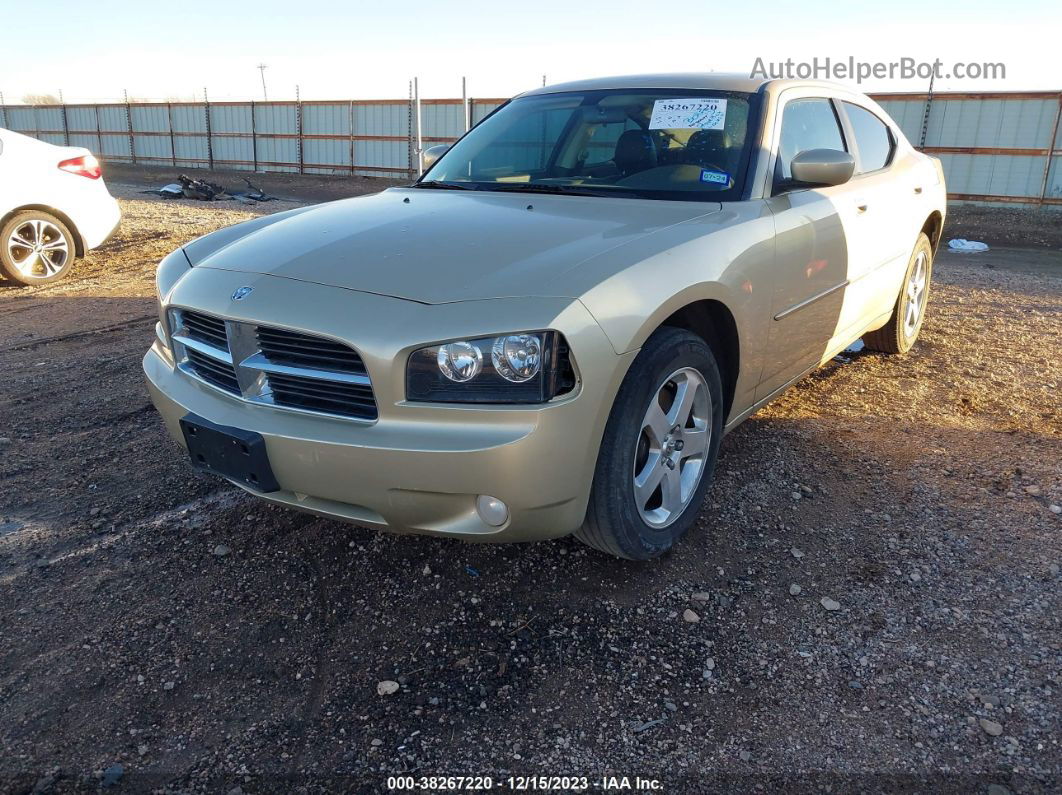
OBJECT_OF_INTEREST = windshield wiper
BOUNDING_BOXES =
[479,183,636,198]
[412,180,480,191]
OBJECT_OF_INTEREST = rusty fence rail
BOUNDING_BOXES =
[1,90,1060,205]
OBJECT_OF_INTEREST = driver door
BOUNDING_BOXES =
[757,94,853,399]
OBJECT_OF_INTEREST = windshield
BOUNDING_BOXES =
[421,89,757,201]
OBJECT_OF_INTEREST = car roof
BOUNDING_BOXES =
[519,72,859,98]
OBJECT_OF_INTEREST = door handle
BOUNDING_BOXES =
[914,186,923,194]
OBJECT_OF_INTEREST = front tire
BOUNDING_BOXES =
[576,327,724,560]
[862,232,933,354]
[0,211,77,285]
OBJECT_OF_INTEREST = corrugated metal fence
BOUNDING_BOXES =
[2,90,1060,204]
[871,91,1062,206]
[0,98,505,180]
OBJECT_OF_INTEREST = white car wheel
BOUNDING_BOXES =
[1,211,77,285]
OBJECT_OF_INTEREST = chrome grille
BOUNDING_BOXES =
[168,309,377,421]
[268,372,378,417]
[256,327,367,375]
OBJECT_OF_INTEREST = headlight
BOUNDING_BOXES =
[406,331,574,404]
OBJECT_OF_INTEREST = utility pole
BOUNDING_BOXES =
[257,63,269,101]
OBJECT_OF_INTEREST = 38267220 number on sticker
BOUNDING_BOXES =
[649,97,728,130]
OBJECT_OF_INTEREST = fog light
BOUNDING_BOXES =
[476,495,509,527]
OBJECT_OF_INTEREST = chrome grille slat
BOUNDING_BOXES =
[168,308,377,422]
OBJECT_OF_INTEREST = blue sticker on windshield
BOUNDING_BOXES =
[700,169,731,186]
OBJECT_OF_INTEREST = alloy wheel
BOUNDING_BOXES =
[632,367,712,528]
[6,219,70,279]
[903,250,929,337]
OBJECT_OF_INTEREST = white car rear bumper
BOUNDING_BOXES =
[72,186,121,250]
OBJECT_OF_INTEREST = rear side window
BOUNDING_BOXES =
[775,99,846,181]
[843,102,895,173]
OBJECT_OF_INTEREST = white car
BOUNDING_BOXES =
[0,127,121,285]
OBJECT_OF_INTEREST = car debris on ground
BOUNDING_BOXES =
[143,174,279,203]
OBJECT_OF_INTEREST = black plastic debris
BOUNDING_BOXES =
[178,173,225,200]
[142,175,278,203]
[232,178,277,204]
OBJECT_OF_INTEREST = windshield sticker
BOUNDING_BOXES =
[700,169,731,186]
[649,98,727,130]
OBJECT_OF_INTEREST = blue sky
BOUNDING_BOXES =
[2,0,1058,102]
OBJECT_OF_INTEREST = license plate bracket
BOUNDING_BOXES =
[179,414,280,493]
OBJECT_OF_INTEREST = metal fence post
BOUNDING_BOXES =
[203,87,213,170]
[349,100,355,176]
[296,84,304,174]
[407,80,414,181]
[250,100,258,172]
[93,103,102,157]
[413,77,423,177]
[124,89,136,163]
[59,89,69,146]
[167,102,177,167]
[462,77,469,132]
[1039,92,1062,205]
[918,74,935,150]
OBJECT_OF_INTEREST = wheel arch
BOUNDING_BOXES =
[0,205,86,258]
[655,298,741,420]
[921,210,944,255]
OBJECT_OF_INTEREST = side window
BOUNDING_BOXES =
[775,98,846,181]
[843,102,895,173]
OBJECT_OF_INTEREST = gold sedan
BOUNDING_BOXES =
[145,73,946,559]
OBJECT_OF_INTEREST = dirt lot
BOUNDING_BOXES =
[1,169,1060,792]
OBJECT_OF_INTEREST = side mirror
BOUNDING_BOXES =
[789,149,855,187]
[421,144,450,171]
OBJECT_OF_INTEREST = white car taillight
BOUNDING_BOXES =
[58,154,102,180]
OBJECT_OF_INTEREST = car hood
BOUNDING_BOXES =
[183,187,721,304]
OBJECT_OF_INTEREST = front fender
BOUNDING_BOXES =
[573,203,776,416]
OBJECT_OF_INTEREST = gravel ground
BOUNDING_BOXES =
[0,177,1059,793]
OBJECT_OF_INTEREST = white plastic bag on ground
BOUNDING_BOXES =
[948,238,989,252]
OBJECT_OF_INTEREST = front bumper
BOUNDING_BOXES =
[144,268,634,542]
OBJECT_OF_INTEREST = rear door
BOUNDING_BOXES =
[833,101,910,331]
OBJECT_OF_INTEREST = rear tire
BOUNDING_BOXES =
[862,233,933,354]
[576,327,724,560]
[0,210,77,286]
